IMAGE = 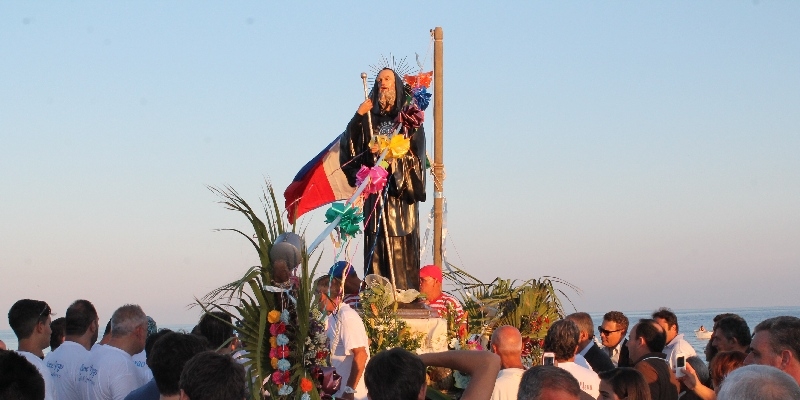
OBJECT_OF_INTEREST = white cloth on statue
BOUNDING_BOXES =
[490,367,525,400]
[326,302,370,400]
[78,344,147,400]
[558,361,600,399]
[17,350,56,400]
[45,341,91,400]
[130,350,152,382]
[663,333,696,370]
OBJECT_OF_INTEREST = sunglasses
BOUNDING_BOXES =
[598,326,625,335]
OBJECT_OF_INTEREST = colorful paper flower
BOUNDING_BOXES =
[277,358,291,371]
[355,165,388,195]
[413,87,431,111]
[278,385,294,396]
[300,378,314,392]
[270,322,287,336]
[276,334,290,346]
[268,310,282,324]
[271,370,291,385]
[280,309,290,323]
[396,104,424,131]
[270,337,278,347]
[271,357,279,369]
[386,134,411,159]
[324,203,363,238]
[270,345,290,359]
[301,393,311,400]
[403,71,432,89]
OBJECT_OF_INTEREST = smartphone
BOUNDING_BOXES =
[675,354,686,377]
[543,352,556,366]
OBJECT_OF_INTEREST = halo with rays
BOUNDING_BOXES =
[366,54,415,87]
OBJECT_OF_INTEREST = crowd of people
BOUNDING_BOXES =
[3,263,800,400]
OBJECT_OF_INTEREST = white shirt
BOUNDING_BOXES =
[44,341,91,400]
[601,339,625,366]
[78,344,147,400]
[17,350,56,400]
[326,303,370,400]
[574,353,594,371]
[130,350,153,382]
[490,368,525,400]
[558,361,600,399]
[663,333,696,370]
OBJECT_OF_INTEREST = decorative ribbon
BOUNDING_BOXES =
[396,103,424,130]
[324,203,363,239]
[403,71,433,89]
[413,87,431,111]
[355,165,389,195]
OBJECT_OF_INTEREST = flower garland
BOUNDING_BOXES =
[268,309,293,395]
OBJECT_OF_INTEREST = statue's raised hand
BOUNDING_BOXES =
[357,99,373,115]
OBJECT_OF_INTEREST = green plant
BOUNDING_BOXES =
[199,184,323,400]
[444,262,580,366]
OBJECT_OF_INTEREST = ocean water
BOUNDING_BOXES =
[3,308,799,357]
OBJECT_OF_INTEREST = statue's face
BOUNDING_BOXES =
[376,69,395,93]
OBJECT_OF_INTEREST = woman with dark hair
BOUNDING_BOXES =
[710,350,747,390]
[598,367,651,400]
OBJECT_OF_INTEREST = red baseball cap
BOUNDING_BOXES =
[419,265,442,282]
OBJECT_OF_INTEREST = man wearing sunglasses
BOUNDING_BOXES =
[598,311,630,367]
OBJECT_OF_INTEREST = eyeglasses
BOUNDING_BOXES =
[598,326,625,335]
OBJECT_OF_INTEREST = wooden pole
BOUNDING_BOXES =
[433,27,444,270]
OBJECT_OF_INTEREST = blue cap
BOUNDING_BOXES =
[329,261,357,279]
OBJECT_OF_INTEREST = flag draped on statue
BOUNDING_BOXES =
[284,135,355,223]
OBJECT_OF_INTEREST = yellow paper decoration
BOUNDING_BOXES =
[267,310,281,324]
[387,134,410,159]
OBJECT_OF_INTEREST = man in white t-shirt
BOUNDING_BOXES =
[489,325,526,400]
[79,304,149,400]
[543,319,600,399]
[44,299,100,400]
[652,307,696,370]
[316,275,370,400]
[8,299,56,400]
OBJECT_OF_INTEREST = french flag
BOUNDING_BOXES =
[284,135,355,223]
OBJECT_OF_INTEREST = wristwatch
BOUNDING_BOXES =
[343,386,357,394]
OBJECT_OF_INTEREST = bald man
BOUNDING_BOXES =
[490,325,526,400]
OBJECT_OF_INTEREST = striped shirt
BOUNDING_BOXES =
[426,292,466,324]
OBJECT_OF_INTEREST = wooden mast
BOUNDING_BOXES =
[433,27,444,270]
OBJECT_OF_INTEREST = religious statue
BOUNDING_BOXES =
[339,68,426,291]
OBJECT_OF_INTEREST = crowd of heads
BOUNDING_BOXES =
[5,293,800,400]
[1,299,247,400]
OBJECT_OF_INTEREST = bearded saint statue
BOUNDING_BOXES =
[339,68,426,291]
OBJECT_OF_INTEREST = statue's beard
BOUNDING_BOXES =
[378,89,395,111]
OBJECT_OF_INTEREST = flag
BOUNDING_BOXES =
[284,135,355,223]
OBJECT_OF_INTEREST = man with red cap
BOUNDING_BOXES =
[419,265,467,336]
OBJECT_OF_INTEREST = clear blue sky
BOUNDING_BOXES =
[2,2,799,329]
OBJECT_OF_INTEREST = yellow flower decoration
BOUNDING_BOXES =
[370,135,390,152]
[386,134,410,159]
[270,337,278,347]
[267,310,281,324]
[271,357,279,369]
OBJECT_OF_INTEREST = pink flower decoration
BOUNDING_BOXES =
[355,165,388,195]
[270,345,290,359]
[271,370,291,385]
[270,322,286,336]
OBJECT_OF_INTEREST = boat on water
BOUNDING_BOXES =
[695,329,712,340]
